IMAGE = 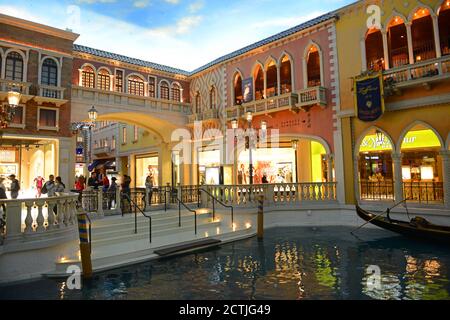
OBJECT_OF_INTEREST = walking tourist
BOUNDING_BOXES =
[42,175,56,197]
[34,176,45,198]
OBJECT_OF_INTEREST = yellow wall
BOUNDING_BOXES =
[336,0,450,204]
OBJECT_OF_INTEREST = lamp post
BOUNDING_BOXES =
[1,87,22,128]
[231,119,238,185]
[87,106,98,165]
[246,111,254,185]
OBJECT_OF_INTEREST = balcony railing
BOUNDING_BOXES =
[359,180,395,201]
[202,182,337,207]
[0,79,31,95]
[227,92,298,119]
[39,84,65,100]
[296,86,327,110]
[72,86,192,115]
[92,146,111,155]
[188,109,219,123]
[0,194,79,244]
[383,55,450,88]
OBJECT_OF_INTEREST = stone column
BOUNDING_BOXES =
[440,150,450,209]
[392,153,404,203]
[353,155,361,203]
[326,154,334,182]
[432,15,442,59]
[360,39,367,72]
[381,30,390,70]
[4,201,22,241]
[406,22,415,65]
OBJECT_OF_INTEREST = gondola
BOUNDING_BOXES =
[355,205,450,244]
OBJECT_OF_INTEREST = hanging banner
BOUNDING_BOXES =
[242,78,253,103]
[354,73,385,122]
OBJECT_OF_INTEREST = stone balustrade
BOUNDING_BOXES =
[202,182,337,207]
[0,193,79,244]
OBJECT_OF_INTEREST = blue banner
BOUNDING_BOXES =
[355,74,384,122]
[242,78,253,103]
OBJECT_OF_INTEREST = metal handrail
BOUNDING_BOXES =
[198,188,234,225]
[175,196,198,235]
[122,193,152,243]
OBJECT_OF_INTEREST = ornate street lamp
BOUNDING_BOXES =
[0,88,22,128]
[88,106,98,123]
[246,111,254,185]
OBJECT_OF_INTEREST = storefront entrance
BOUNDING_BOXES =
[135,154,159,187]
[0,138,57,198]
[198,149,221,185]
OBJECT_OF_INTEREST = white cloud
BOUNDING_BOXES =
[164,0,180,4]
[249,11,325,29]
[147,15,203,37]
[133,0,150,8]
[188,0,204,13]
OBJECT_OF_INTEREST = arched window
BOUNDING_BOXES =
[365,28,385,71]
[254,64,264,100]
[439,2,450,55]
[97,68,111,91]
[160,81,170,100]
[41,58,58,86]
[5,51,24,81]
[387,17,409,68]
[209,86,216,109]
[171,83,181,102]
[306,45,321,87]
[128,75,145,96]
[81,65,95,88]
[280,55,292,94]
[266,60,278,98]
[195,92,201,113]
[234,73,243,105]
[411,8,436,62]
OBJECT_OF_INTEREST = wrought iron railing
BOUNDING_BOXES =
[403,182,444,204]
[359,180,395,201]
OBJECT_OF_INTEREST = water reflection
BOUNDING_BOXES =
[1,227,449,300]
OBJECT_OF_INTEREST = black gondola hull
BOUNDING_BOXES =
[356,205,450,244]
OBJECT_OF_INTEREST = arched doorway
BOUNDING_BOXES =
[399,124,443,204]
[357,128,395,201]
[438,1,450,55]
[411,8,436,62]
[265,59,278,98]
[254,64,265,100]
[387,16,409,68]
[365,27,385,71]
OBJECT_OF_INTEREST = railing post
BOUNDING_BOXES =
[4,201,22,241]
[115,188,121,214]
[178,200,181,227]
[97,190,104,218]
[257,195,264,240]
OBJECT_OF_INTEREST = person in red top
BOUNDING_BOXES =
[34,176,45,198]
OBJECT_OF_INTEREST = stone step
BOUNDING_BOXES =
[90,221,222,247]
[46,226,256,278]
[91,214,215,241]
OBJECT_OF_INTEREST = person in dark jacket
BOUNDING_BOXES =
[87,172,99,190]
[8,175,20,199]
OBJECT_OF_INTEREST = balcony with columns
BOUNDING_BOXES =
[364,4,450,94]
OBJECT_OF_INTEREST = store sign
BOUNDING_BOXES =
[360,130,441,152]
[0,149,16,163]
[354,73,385,122]
[242,78,253,103]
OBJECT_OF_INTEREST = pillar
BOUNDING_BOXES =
[326,154,334,182]
[160,142,172,186]
[406,22,415,65]
[353,155,361,203]
[381,30,390,70]
[360,39,367,72]
[297,140,312,182]
[432,15,442,58]
[392,153,404,203]
[59,137,74,191]
[440,150,450,209]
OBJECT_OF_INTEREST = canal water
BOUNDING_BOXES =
[1,226,449,300]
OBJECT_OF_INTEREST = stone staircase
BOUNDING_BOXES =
[45,207,255,277]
